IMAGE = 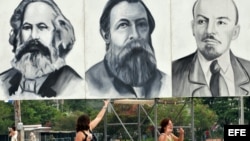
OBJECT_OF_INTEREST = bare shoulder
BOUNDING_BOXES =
[75,131,85,141]
[158,133,166,141]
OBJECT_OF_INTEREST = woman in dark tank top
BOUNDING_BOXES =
[82,130,95,141]
[75,100,109,141]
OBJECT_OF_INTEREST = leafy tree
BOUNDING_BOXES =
[201,97,239,139]
[52,99,103,131]
[53,111,82,131]
[20,100,62,126]
[157,98,190,125]
[201,97,239,125]
[244,97,250,124]
[193,98,218,140]
[0,101,15,134]
[63,99,103,112]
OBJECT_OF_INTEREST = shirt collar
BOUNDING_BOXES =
[20,75,48,93]
[198,49,231,74]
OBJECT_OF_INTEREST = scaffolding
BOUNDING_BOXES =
[103,98,193,141]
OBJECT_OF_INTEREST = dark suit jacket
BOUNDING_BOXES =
[86,60,167,98]
[0,65,82,98]
[172,51,250,97]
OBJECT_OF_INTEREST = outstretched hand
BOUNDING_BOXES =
[103,99,110,107]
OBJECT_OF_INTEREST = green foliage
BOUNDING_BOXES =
[157,98,190,126]
[199,97,242,139]
[21,100,61,125]
[193,98,218,140]
[244,97,250,124]
[201,97,239,125]
[0,101,14,134]
[53,111,82,131]
[52,99,104,131]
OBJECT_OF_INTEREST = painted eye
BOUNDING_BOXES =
[197,19,206,25]
[138,21,147,28]
[38,23,48,30]
[22,25,31,30]
[118,23,128,29]
[217,21,227,25]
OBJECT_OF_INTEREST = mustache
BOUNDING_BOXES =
[16,39,51,61]
[118,39,154,60]
[201,34,221,44]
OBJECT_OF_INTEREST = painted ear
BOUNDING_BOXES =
[100,29,110,44]
[191,20,195,36]
[232,25,240,40]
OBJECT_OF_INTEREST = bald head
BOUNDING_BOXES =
[192,0,238,25]
[191,0,240,61]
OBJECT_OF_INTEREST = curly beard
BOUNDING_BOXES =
[105,39,157,86]
[11,39,65,79]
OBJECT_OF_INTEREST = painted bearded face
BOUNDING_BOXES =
[12,2,65,79]
[104,1,157,86]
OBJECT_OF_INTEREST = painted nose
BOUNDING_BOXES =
[206,21,217,35]
[129,25,140,40]
[31,28,39,39]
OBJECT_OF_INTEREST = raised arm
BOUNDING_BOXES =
[9,128,16,137]
[172,127,184,141]
[89,100,110,130]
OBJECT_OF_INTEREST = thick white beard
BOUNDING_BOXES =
[11,53,65,79]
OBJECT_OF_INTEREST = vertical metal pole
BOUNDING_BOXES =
[154,99,158,141]
[191,98,195,141]
[56,100,59,111]
[104,104,107,141]
[239,96,244,124]
[138,104,141,141]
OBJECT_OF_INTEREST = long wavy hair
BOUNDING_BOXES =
[9,0,75,58]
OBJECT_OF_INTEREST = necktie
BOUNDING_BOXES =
[209,60,229,96]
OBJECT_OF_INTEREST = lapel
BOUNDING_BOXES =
[188,53,212,97]
[8,71,22,95]
[230,52,250,95]
[38,71,58,97]
[188,51,250,96]
[8,71,57,97]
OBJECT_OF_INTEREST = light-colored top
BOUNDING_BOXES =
[159,133,174,141]
[11,131,18,141]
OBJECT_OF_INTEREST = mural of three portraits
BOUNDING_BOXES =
[1,0,250,100]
